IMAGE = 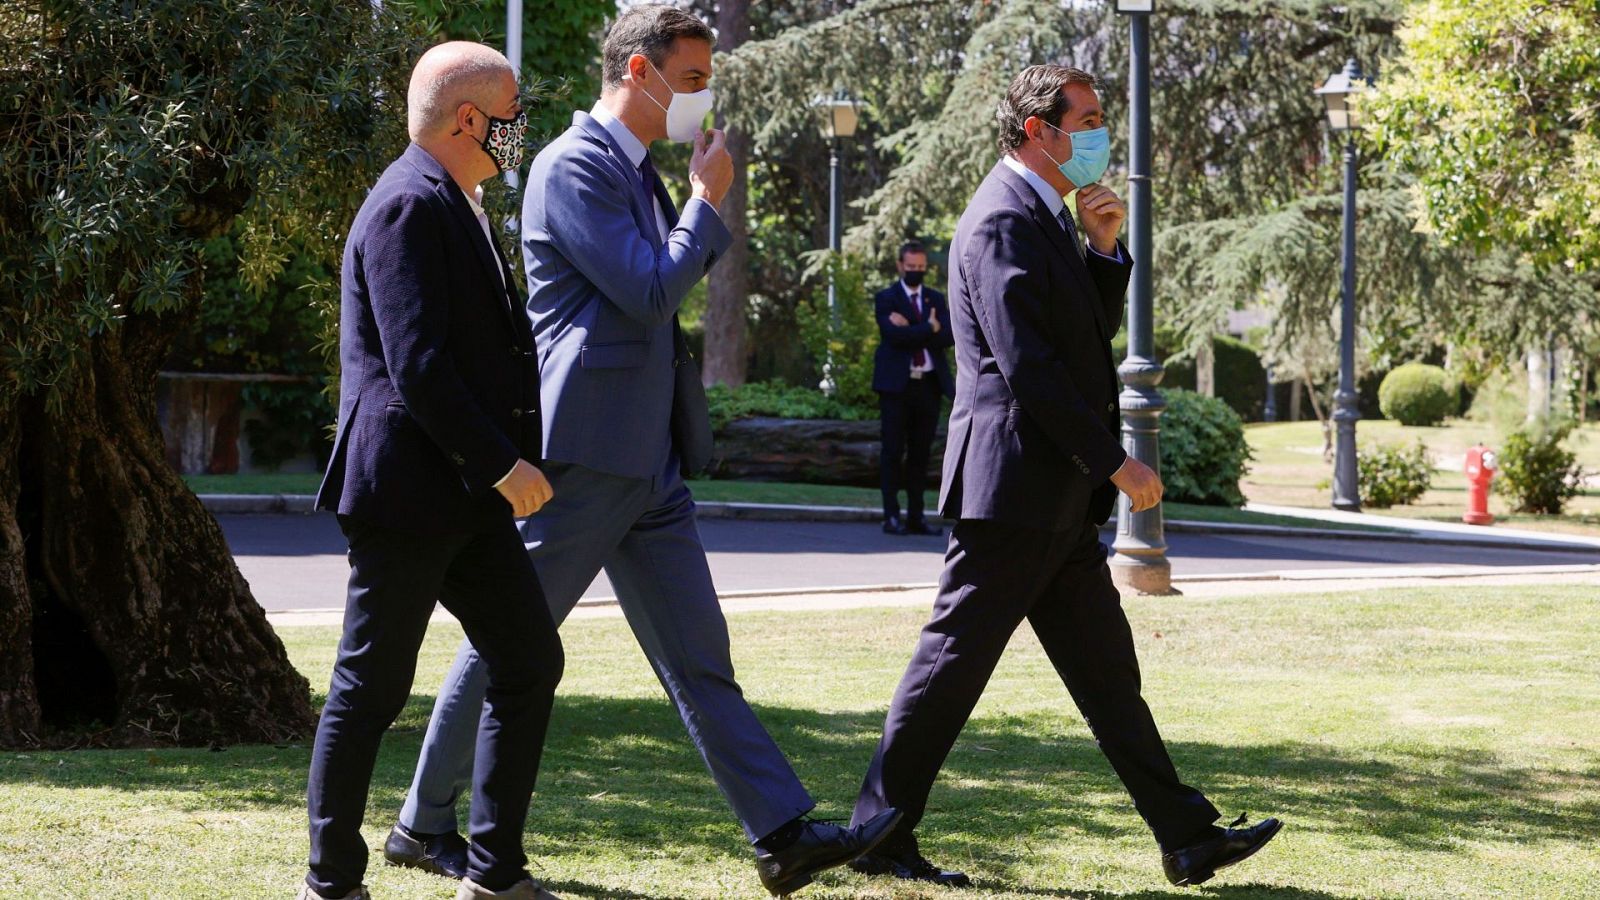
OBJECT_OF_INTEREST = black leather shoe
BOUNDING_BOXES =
[754,808,904,896]
[1162,815,1283,886]
[905,519,943,537]
[384,823,468,880]
[883,517,908,535]
[849,829,970,887]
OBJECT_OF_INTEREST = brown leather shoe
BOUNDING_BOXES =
[455,877,560,899]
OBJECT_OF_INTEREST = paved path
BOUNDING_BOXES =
[221,513,1600,614]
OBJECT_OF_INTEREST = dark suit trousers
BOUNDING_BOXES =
[851,519,1220,851]
[306,516,564,896]
[879,378,943,522]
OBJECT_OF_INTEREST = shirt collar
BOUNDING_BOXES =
[901,280,921,298]
[460,186,488,218]
[591,100,649,169]
[1002,154,1065,218]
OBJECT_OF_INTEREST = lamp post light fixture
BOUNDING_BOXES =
[1316,58,1367,512]
[810,90,861,395]
[1108,0,1173,595]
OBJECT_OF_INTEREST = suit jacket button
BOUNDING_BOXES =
[452,453,465,466]
[510,408,521,418]
[1107,402,1116,412]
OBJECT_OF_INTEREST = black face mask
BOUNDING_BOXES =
[902,269,926,288]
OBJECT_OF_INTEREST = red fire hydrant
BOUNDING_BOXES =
[1463,444,1498,526]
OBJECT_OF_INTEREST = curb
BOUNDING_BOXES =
[197,494,1600,554]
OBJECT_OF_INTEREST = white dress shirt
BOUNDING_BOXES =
[1000,154,1124,264]
[591,101,722,241]
[902,281,935,376]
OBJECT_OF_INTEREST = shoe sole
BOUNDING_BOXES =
[383,851,463,880]
[1175,820,1284,887]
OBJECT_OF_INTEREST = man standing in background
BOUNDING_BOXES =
[872,240,954,536]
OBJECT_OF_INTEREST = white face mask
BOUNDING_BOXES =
[638,57,714,143]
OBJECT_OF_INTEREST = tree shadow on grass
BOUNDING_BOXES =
[0,692,1594,890]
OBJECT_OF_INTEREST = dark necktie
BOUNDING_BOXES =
[639,153,665,241]
[909,290,929,369]
[1058,207,1086,261]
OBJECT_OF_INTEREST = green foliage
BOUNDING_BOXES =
[1162,335,1268,421]
[704,380,872,431]
[395,0,608,138]
[1368,0,1600,271]
[1159,389,1252,507]
[795,252,879,409]
[1499,423,1584,515]
[1357,441,1433,508]
[241,381,332,472]
[0,0,427,413]
[1378,363,1457,426]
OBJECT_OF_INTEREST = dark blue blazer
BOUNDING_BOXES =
[939,162,1132,531]
[316,144,541,534]
[871,282,955,398]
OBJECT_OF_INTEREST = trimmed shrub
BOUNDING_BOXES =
[1358,441,1432,508]
[1154,335,1269,422]
[1378,363,1458,426]
[704,380,873,430]
[1160,389,1252,506]
[1499,424,1584,514]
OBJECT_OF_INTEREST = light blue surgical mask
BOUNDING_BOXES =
[1040,122,1111,189]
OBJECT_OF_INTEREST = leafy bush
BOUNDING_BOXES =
[704,381,874,430]
[1161,335,1269,421]
[1159,389,1252,506]
[795,252,879,409]
[1499,423,1584,514]
[1378,363,1458,426]
[1358,441,1433,508]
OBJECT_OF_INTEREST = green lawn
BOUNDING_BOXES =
[1245,419,1600,535]
[2,585,1597,897]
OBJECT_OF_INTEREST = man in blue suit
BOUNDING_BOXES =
[871,239,955,536]
[386,7,900,897]
[304,42,565,900]
[847,65,1283,890]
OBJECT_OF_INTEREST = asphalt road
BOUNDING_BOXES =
[221,512,1600,613]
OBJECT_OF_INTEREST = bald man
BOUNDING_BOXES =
[303,42,563,900]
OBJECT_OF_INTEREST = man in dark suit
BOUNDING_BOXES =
[302,42,564,900]
[847,65,1283,890]
[387,8,901,898]
[872,239,955,536]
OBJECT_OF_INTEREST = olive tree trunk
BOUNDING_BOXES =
[0,303,314,749]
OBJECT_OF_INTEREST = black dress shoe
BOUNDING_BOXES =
[1162,815,1283,886]
[384,823,468,880]
[754,808,904,896]
[904,519,943,537]
[849,829,970,887]
[883,517,908,535]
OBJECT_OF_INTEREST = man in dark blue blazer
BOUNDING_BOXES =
[847,66,1282,890]
[387,8,900,898]
[303,42,564,900]
[871,239,955,536]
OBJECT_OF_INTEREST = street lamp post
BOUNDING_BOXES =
[1316,58,1367,512]
[810,90,860,395]
[1109,0,1173,595]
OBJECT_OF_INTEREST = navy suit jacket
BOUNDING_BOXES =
[520,111,730,480]
[871,282,955,398]
[939,162,1132,531]
[316,144,541,534]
